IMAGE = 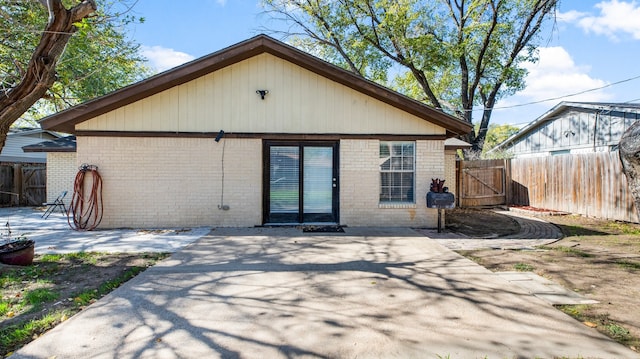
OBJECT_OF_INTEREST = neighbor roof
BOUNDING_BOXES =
[490,101,640,152]
[22,135,76,153]
[0,128,63,163]
[444,137,472,150]
[39,35,472,136]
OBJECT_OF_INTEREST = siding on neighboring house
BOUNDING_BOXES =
[492,102,640,158]
[1,129,60,163]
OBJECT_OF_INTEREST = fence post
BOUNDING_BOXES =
[505,158,512,206]
[12,164,22,206]
[455,159,461,207]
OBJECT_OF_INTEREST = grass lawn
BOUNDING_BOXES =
[0,252,168,356]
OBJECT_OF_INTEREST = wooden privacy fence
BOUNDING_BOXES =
[458,152,639,223]
[0,164,46,206]
[509,152,638,223]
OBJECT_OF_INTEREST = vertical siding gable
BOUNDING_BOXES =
[508,106,640,157]
[76,54,445,135]
[567,113,587,147]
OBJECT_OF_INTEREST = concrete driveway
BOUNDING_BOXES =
[11,227,638,359]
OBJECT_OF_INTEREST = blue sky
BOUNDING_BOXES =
[128,0,640,127]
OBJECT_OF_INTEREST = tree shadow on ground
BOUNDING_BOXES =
[553,223,609,237]
[446,208,521,238]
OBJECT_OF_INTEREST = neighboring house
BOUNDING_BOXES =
[23,136,77,207]
[1,128,62,164]
[0,128,62,206]
[37,35,472,228]
[490,102,640,158]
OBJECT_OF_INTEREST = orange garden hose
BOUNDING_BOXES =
[68,164,103,231]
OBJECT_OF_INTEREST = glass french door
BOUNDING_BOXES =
[264,142,338,224]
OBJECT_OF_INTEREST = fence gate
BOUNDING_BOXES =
[21,165,46,206]
[458,159,508,207]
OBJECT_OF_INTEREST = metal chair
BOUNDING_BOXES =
[42,191,68,219]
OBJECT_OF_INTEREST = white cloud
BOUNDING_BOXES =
[570,0,640,40]
[556,9,587,23]
[518,47,611,102]
[140,45,196,73]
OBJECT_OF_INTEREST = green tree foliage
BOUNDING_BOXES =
[0,0,149,146]
[263,0,557,152]
[481,123,519,154]
[460,123,519,159]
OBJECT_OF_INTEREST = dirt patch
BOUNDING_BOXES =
[445,208,521,238]
[0,252,168,355]
[457,213,640,352]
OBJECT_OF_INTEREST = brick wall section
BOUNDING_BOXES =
[339,139,443,227]
[74,137,446,228]
[77,137,262,228]
[444,150,457,197]
[46,152,77,207]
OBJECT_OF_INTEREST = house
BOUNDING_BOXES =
[0,128,62,206]
[1,128,62,164]
[22,135,77,208]
[37,35,472,228]
[490,102,640,158]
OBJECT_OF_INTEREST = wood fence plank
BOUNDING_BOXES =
[506,153,638,223]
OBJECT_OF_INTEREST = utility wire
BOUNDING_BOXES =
[488,74,640,111]
[460,74,640,114]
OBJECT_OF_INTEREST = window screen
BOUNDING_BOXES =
[379,141,415,202]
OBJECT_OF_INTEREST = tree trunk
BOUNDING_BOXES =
[0,0,96,150]
[620,121,640,218]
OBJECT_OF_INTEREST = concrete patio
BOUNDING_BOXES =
[9,226,638,359]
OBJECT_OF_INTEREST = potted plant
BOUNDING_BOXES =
[0,221,34,266]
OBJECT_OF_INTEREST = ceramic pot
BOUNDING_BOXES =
[0,239,35,266]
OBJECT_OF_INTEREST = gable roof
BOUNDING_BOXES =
[490,101,640,153]
[39,35,472,137]
[444,137,472,150]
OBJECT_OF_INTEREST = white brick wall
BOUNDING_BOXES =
[339,139,443,227]
[77,136,262,228]
[444,150,457,196]
[46,152,77,207]
[72,136,447,228]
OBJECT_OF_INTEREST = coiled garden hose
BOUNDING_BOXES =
[68,164,103,231]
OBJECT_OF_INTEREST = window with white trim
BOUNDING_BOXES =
[379,141,415,203]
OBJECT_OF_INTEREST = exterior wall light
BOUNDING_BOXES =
[256,90,269,100]
[215,130,225,142]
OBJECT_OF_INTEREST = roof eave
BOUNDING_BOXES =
[22,147,76,153]
[40,35,473,136]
